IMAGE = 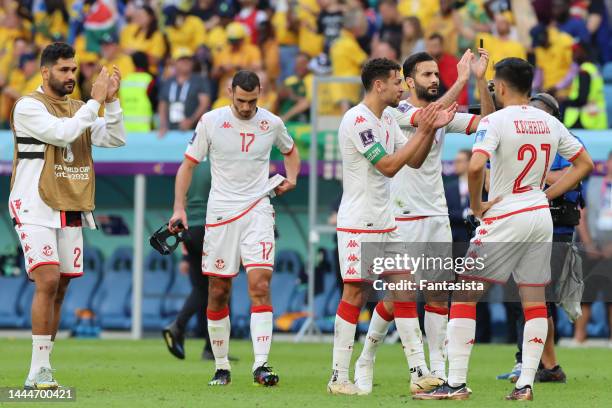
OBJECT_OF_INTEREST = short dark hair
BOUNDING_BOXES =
[232,70,260,91]
[361,58,401,91]
[131,51,149,71]
[493,57,534,95]
[40,42,75,67]
[402,52,435,79]
[428,33,444,43]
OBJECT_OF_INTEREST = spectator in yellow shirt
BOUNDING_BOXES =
[272,1,300,82]
[100,32,135,77]
[165,7,207,56]
[256,70,279,113]
[426,0,458,57]
[212,22,262,91]
[534,27,575,97]
[212,77,232,109]
[258,20,280,85]
[398,0,440,30]
[32,1,69,48]
[330,9,368,112]
[2,52,40,100]
[120,5,166,70]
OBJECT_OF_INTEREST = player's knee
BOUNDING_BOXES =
[248,279,270,299]
[33,272,60,295]
[209,279,231,302]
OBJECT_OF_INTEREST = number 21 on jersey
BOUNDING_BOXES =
[513,143,551,193]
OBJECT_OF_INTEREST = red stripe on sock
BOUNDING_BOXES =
[207,306,229,320]
[375,301,394,321]
[251,305,273,313]
[393,302,417,318]
[524,305,548,321]
[425,305,449,316]
[450,304,476,320]
[337,300,360,324]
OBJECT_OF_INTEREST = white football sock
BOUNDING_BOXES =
[394,302,430,381]
[424,306,449,378]
[447,304,476,387]
[332,301,360,382]
[516,306,548,389]
[28,335,52,380]
[359,302,393,361]
[250,306,273,371]
[207,307,231,371]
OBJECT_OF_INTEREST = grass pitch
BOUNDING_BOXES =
[0,337,611,407]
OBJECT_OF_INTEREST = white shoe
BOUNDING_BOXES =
[327,380,368,395]
[430,370,447,382]
[24,367,58,390]
[410,374,445,394]
[354,357,374,395]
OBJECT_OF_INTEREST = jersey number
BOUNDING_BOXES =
[260,242,273,261]
[240,132,255,152]
[513,143,551,194]
[73,247,82,268]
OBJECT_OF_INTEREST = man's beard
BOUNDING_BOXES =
[49,74,75,97]
[414,82,439,102]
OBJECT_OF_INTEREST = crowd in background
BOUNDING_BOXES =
[0,0,611,132]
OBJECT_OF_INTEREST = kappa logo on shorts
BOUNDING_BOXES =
[13,199,22,210]
[478,229,488,235]
[474,239,482,246]
[466,338,475,345]
[42,245,53,257]
[259,119,270,131]
[347,240,359,248]
[20,232,27,240]
[24,244,31,253]
[28,257,34,265]
[346,267,358,275]
[215,259,225,270]
[528,337,544,344]
[347,254,359,262]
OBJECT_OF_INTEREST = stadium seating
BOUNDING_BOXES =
[230,270,251,337]
[140,251,176,330]
[0,273,28,327]
[92,246,133,329]
[60,247,105,329]
[17,281,35,329]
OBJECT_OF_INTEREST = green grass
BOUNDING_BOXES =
[0,338,611,407]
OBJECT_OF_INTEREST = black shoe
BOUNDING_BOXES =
[208,369,231,386]
[253,363,279,386]
[162,323,185,360]
[412,382,470,400]
[505,385,533,400]
[536,365,567,383]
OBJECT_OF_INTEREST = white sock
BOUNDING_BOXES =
[332,301,360,383]
[251,306,273,371]
[394,302,430,381]
[359,302,393,361]
[28,335,52,380]
[424,306,449,378]
[447,304,476,387]
[207,307,231,371]
[516,306,548,389]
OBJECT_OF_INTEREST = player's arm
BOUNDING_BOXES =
[274,122,301,196]
[468,152,501,218]
[169,158,196,232]
[374,103,450,176]
[434,49,472,109]
[91,66,126,147]
[544,150,593,200]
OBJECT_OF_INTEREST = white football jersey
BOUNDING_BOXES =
[337,103,407,232]
[185,106,294,223]
[472,105,584,219]
[387,100,477,217]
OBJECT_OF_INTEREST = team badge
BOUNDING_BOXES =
[359,129,375,147]
[475,130,487,143]
[259,120,269,131]
[42,245,53,257]
[215,259,225,270]
[62,144,75,163]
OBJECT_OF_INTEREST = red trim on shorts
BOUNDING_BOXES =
[450,304,476,320]
[207,306,230,320]
[395,216,429,221]
[184,153,199,164]
[568,147,584,163]
[394,302,417,318]
[28,261,60,273]
[465,115,477,134]
[244,263,273,269]
[282,144,295,156]
[425,305,449,315]
[202,271,239,278]
[205,198,263,228]
[375,301,394,321]
[517,280,551,288]
[251,305,273,313]
[60,272,83,278]
[523,305,548,321]
[460,274,505,284]
[337,300,361,324]
[343,278,374,283]
[9,202,21,225]
[482,205,550,222]
[472,149,491,158]
[336,226,397,234]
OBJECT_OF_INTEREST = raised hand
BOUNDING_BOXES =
[91,66,110,104]
[471,47,490,79]
[433,102,458,128]
[457,49,474,83]
[418,102,442,133]
[106,65,121,102]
